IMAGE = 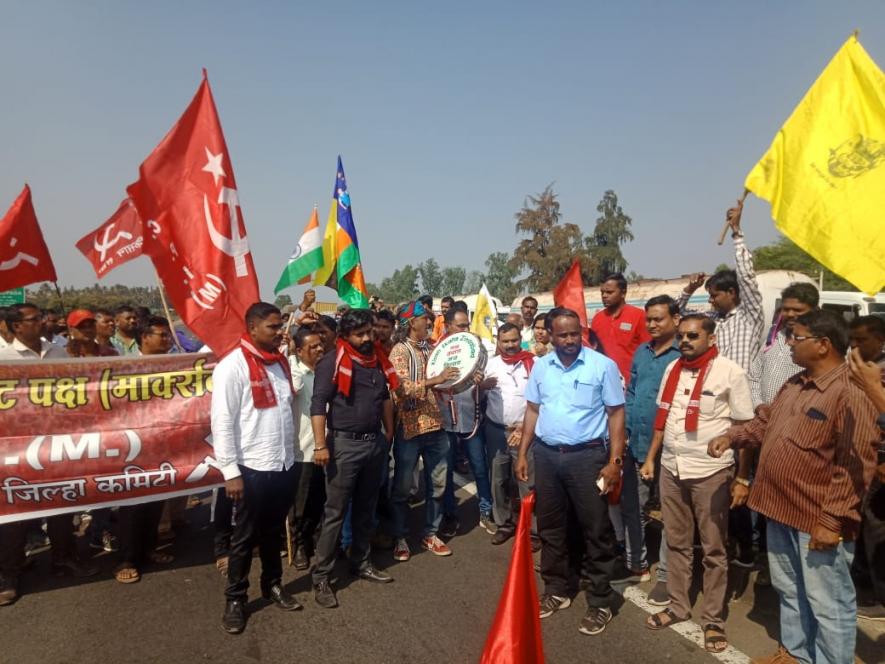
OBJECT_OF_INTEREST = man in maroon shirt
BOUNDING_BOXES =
[591,273,650,385]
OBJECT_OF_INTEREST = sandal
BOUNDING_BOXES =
[148,550,174,565]
[646,608,687,630]
[704,624,728,653]
[216,556,229,576]
[114,565,141,584]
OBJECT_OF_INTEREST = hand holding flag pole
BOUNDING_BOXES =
[717,189,749,245]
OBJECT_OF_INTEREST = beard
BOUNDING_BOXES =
[357,341,374,355]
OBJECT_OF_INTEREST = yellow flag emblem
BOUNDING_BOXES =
[745,35,885,295]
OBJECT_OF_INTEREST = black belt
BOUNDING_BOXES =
[537,438,605,453]
[330,430,380,441]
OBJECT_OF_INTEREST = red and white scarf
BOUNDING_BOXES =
[499,349,535,376]
[333,339,401,397]
[654,346,718,433]
[240,334,293,409]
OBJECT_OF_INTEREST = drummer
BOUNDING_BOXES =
[438,308,495,539]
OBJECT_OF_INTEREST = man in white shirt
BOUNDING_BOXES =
[287,326,326,570]
[212,302,301,634]
[0,306,14,349]
[639,314,754,652]
[0,303,97,607]
[482,322,537,546]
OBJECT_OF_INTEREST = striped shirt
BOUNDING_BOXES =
[748,329,802,408]
[727,363,880,539]
[389,339,444,440]
[677,234,764,373]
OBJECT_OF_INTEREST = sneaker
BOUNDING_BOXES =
[647,581,670,606]
[393,538,411,562]
[539,594,571,618]
[439,514,459,538]
[578,606,613,635]
[491,529,514,546]
[421,535,452,557]
[89,531,118,553]
[857,602,885,621]
[479,513,498,535]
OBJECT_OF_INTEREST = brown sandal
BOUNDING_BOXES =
[704,624,728,653]
[216,556,229,576]
[646,608,687,630]
[114,565,141,584]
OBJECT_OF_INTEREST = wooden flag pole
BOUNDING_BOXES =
[717,189,750,245]
[155,274,184,352]
[52,282,66,314]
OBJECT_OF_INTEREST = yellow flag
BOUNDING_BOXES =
[312,201,338,288]
[745,35,885,295]
[470,283,497,342]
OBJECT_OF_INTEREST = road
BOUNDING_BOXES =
[0,480,882,664]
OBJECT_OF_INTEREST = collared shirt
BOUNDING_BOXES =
[625,340,681,462]
[658,355,754,480]
[591,304,651,385]
[484,355,531,427]
[525,346,624,445]
[676,235,764,373]
[211,349,297,481]
[41,334,68,348]
[520,326,535,351]
[0,338,69,360]
[728,364,880,538]
[310,350,390,434]
[110,333,139,356]
[389,339,444,439]
[0,336,9,350]
[290,357,317,460]
[749,329,802,408]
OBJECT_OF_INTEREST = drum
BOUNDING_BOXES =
[426,332,488,393]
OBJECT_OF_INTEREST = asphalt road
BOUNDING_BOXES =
[1,485,882,664]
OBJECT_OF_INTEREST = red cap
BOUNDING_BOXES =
[67,309,95,329]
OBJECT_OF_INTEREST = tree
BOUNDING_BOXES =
[753,236,853,290]
[484,251,518,303]
[274,294,293,310]
[25,283,165,314]
[418,258,443,296]
[377,264,420,304]
[510,185,597,292]
[440,266,466,297]
[586,190,634,284]
[462,270,485,295]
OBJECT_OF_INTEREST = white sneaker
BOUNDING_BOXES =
[393,538,411,562]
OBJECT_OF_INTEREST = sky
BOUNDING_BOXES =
[1,1,883,303]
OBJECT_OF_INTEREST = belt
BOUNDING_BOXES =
[485,420,507,430]
[330,430,380,441]
[537,438,605,453]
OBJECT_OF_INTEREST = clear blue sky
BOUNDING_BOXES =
[2,1,883,302]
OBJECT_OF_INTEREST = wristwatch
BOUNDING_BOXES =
[734,477,751,488]
[610,456,623,466]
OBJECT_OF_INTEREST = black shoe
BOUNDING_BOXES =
[491,529,514,546]
[313,581,338,609]
[0,575,19,607]
[262,584,302,611]
[51,558,99,578]
[293,545,309,571]
[578,606,613,635]
[439,514,459,538]
[222,600,247,634]
[531,537,541,553]
[353,565,393,584]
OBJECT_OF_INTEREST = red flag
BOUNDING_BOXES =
[76,198,144,279]
[480,491,545,664]
[0,185,57,289]
[126,75,259,356]
[553,259,588,328]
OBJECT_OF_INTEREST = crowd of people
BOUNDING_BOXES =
[0,201,883,664]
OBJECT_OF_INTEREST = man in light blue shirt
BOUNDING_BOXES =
[516,307,626,637]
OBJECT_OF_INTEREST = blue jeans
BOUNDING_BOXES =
[391,430,449,539]
[620,450,667,580]
[443,431,493,516]
[767,519,856,664]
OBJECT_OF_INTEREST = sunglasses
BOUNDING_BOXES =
[675,332,702,341]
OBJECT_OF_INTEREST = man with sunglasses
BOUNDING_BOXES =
[709,310,880,664]
[640,314,753,653]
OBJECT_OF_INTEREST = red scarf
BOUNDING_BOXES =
[654,346,718,433]
[334,339,401,397]
[240,335,293,409]
[499,349,535,375]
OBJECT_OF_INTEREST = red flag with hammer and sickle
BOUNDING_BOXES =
[126,73,259,356]
[76,198,144,279]
[0,185,58,289]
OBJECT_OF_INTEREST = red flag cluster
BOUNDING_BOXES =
[0,185,57,290]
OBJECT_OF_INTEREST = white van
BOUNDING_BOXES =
[818,290,885,323]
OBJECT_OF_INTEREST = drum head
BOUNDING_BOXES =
[427,332,487,393]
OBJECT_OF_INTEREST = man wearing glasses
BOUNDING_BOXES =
[709,310,880,664]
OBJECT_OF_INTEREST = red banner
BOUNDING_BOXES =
[0,353,224,524]
[75,198,144,279]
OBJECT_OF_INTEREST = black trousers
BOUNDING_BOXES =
[534,440,617,607]
[225,465,296,601]
[213,488,233,560]
[862,478,885,604]
[117,501,164,567]
[312,435,387,584]
[0,515,77,577]
[288,462,326,555]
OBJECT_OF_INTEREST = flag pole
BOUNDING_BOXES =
[717,189,749,245]
[52,282,66,314]
[155,274,184,352]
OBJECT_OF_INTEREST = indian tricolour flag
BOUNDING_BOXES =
[274,207,325,294]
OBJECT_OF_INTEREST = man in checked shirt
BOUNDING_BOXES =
[709,310,880,664]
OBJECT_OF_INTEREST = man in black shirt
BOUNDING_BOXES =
[310,309,398,608]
